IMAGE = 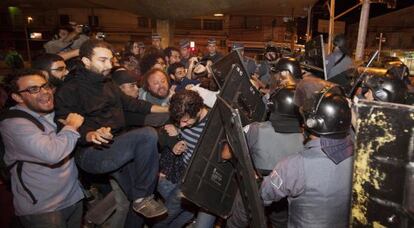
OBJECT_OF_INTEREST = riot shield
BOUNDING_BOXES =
[181,55,266,218]
[216,95,267,228]
[351,99,414,227]
[210,50,247,88]
[303,35,327,80]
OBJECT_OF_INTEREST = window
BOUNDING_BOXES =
[203,19,223,30]
[88,16,99,27]
[175,19,202,30]
[137,17,149,28]
[244,16,262,30]
[59,14,70,25]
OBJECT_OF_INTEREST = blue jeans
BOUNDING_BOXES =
[153,177,194,228]
[19,200,83,228]
[195,211,216,228]
[76,127,159,201]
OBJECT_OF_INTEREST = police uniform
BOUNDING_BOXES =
[204,38,223,63]
[261,137,353,228]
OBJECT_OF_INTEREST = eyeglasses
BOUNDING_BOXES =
[50,66,67,72]
[18,83,52,94]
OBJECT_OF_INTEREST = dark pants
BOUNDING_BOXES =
[226,190,288,228]
[19,200,83,228]
[76,127,159,201]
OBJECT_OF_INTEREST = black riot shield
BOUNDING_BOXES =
[303,35,327,80]
[181,55,266,218]
[351,99,414,227]
[216,96,267,228]
[210,50,248,88]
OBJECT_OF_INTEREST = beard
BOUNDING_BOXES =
[149,87,169,99]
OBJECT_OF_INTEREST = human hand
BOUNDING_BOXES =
[172,140,187,155]
[164,124,179,136]
[86,127,113,145]
[58,113,84,130]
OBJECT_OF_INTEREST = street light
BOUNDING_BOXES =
[27,16,33,24]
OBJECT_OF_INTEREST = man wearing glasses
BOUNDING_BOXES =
[0,69,85,227]
[32,53,69,88]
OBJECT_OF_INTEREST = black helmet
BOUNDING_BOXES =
[269,84,302,133]
[269,84,299,117]
[333,34,348,54]
[363,72,407,104]
[265,45,278,54]
[272,57,302,80]
[303,86,351,135]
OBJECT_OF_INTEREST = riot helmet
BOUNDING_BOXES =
[363,72,407,104]
[272,57,303,80]
[264,45,279,61]
[268,84,302,133]
[303,86,351,136]
[269,84,299,117]
[333,34,348,54]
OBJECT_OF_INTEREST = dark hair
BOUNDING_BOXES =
[7,69,46,93]
[169,90,204,125]
[167,62,185,76]
[79,40,113,59]
[139,52,165,75]
[142,68,170,91]
[163,46,180,58]
[32,53,64,71]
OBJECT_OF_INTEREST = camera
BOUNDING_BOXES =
[96,32,106,40]
[79,24,91,35]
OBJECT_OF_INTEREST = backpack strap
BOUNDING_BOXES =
[0,109,45,131]
[0,109,45,204]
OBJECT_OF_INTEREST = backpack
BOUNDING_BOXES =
[0,109,45,204]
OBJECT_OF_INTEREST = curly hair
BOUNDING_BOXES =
[139,52,165,75]
[169,90,204,125]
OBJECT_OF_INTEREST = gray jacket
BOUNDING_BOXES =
[261,138,353,227]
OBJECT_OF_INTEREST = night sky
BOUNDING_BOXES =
[316,0,414,23]
[295,0,414,44]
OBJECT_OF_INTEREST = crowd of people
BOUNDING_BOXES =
[0,22,411,228]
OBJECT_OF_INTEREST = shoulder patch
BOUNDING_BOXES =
[270,170,283,189]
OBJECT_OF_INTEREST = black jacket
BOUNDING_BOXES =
[54,67,153,145]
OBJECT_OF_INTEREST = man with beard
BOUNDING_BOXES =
[0,69,85,227]
[164,46,181,67]
[54,40,168,219]
[32,53,70,89]
[155,90,209,227]
[139,69,174,106]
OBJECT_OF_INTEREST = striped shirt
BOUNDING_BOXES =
[180,116,208,165]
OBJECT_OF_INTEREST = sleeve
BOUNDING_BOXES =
[260,154,305,205]
[119,88,152,114]
[157,127,179,150]
[188,84,219,108]
[54,85,94,145]
[244,122,259,152]
[1,118,80,165]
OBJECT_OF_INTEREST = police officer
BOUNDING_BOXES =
[256,44,281,86]
[204,38,223,63]
[151,33,163,50]
[226,84,305,228]
[261,86,353,228]
[361,71,408,104]
[325,34,355,84]
[232,42,257,77]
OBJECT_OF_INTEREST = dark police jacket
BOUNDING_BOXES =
[54,67,153,145]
